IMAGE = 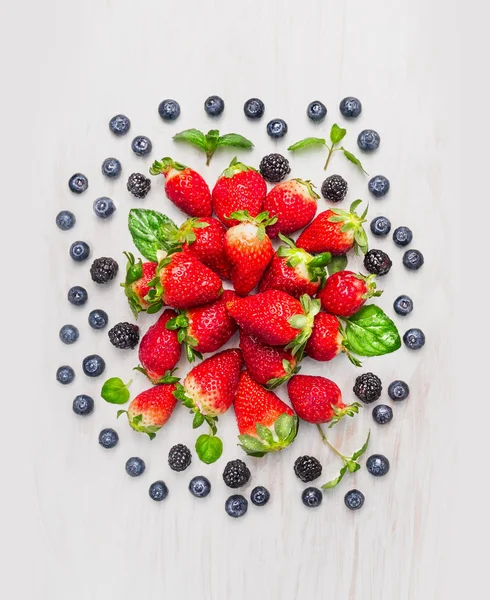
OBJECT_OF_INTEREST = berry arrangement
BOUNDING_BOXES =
[56,95,425,517]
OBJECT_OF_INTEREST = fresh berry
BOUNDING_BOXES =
[125,457,145,477]
[90,257,119,284]
[305,312,348,363]
[158,99,180,121]
[225,495,248,518]
[357,129,380,151]
[366,454,390,477]
[267,118,288,138]
[403,328,425,349]
[93,197,116,218]
[319,270,381,317]
[108,322,139,349]
[138,310,182,383]
[353,372,382,404]
[82,355,105,377]
[244,98,265,119]
[131,136,152,156]
[321,174,348,203]
[339,97,362,118]
[189,475,211,498]
[369,175,390,197]
[364,249,392,276]
[56,210,76,230]
[101,158,122,178]
[264,179,319,238]
[88,309,108,330]
[149,481,169,501]
[293,456,322,483]
[168,444,192,472]
[120,383,178,439]
[212,158,267,227]
[127,173,151,199]
[372,404,393,424]
[307,100,327,122]
[69,241,90,262]
[393,226,413,247]
[393,295,413,316]
[204,95,225,116]
[122,253,157,317]
[302,487,323,508]
[68,173,88,194]
[98,428,119,449]
[388,380,409,401]
[370,216,391,236]
[403,249,424,270]
[150,157,212,217]
[56,365,74,385]
[68,285,88,306]
[259,153,291,183]
[59,324,79,345]
[250,486,270,506]
[344,489,365,510]
[222,459,251,488]
[109,114,131,136]
[73,394,94,416]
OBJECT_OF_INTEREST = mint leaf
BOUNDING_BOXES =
[128,209,178,262]
[330,124,347,145]
[327,254,348,275]
[195,434,223,464]
[342,148,368,174]
[343,305,401,357]
[322,466,347,489]
[351,430,371,461]
[173,129,207,151]
[287,137,327,152]
[218,133,254,149]
[101,378,131,404]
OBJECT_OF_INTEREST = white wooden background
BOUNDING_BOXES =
[1,0,467,598]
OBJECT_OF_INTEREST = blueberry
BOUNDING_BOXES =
[307,100,327,122]
[370,216,391,236]
[69,241,90,262]
[188,475,211,498]
[56,365,75,385]
[388,380,410,401]
[158,99,181,121]
[250,486,270,506]
[101,158,122,178]
[267,119,288,139]
[403,328,426,350]
[225,494,248,518]
[59,324,79,345]
[403,249,424,270]
[204,95,225,117]
[149,480,169,501]
[243,98,265,120]
[56,210,76,231]
[131,136,152,157]
[88,309,108,330]
[393,295,413,316]
[109,114,131,136]
[67,286,88,306]
[366,454,390,477]
[368,175,390,197]
[339,97,362,118]
[68,173,88,194]
[357,129,380,151]
[93,197,116,219]
[73,394,94,416]
[372,404,393,425]
[125,457,146,477]
[82,354,106,377]
[301,487,323,508]
[98,428,119,449]
[344,489,365,510]
[393,226,413,247]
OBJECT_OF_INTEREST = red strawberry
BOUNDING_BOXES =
[296,200,368,255]
[305,312,361,366]
[122,252,157,318]
[259,235,331,298]
[149,157,212,217]
[234,370,298,456]
[212,157,267,227]
[239,331,299,388]
[166,290,238,361]
[223,211,277,295]
[287,374,360,426]
[318,270,381,317]
[264,179,319,238]
[137,309,182,383]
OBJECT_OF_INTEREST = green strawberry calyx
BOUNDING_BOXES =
[173,384,219,435]
[142,248,183,313]
[286,294,321,360]
[165,312,203,362]
[228,210,278,241]
[327,402,363,429]
[266,359,301,389]
[238,414,298,457]
[221,156,257,178]
[121,251,145,319]
[353,272,382,300]
[149,157,187,176]
[116,410,161,441]
[277,234,331,284]
[294,178,320,200]
[132,367,180,386]
[327,199,369,255]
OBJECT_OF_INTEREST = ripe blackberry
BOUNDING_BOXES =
[321,174,348,203]
[108,322,139,349]
[127,173,151,199]
[259,153,291,183]
[90,257,119,284]
[294,456,322,483]
[168,444,192,472]
[364,249,392,276]
[353,372,382,404]
[222,459,251,488]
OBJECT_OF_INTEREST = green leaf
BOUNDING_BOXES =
[351,430,371,461]
[287,137,327,152]
[195,434,223,464]
[322,466,347,489]
[345,460,361,473]
[192,412,205,429]
[330,124,347,145]
[327,254,348,275]
[217,133,254,149]
[173,129,207,151]
[274,414,294,441]
[255,423,274,445]
[341,148,368,175]
[101,378,131,404]
[128,209,178,262]
[343,305,401,357]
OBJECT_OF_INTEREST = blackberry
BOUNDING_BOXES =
[364,249,392,276]
[127,173,151,199]
[108,322,139,349]
[222,459,251,488]
[90,257,119,284]
[259,153,291,183]
[168,444,192,472]
[321,174,348,203]
[293,456,322,483]
[353,372,382,404]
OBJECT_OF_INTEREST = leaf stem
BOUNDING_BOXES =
[323,146,341,171]
[316,424,346,461]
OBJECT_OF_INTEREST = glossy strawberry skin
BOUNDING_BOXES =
[264,180,318,239]
[319,270,374,317]
[305,312,344,362]
[212,168,267,228]
[287,375,343,424]
[128,384,177,432]
[297,210,354,255]
[239,331,297,387]
[180,217,231,280]
[165,167,212,217]
[259,253,320,298]
[138,310,182,383]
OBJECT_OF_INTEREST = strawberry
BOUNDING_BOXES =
[318,270,381,317]
[259,235,331,298]
[121,252,157,318]
[234,370,298,456]
[288,374,360,426]
[166,290,238,361]
[223,211,277,295]
[264,179,319,238]
[136,309,182,383]
[149,157,212,217]
[305,312,361,366]
[296,200,368,255]
[212,157,267,227]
